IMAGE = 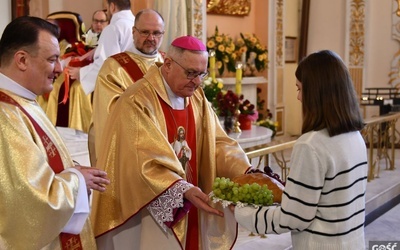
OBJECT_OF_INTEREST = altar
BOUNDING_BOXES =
[222,76,267,109]
[229,125,273,149]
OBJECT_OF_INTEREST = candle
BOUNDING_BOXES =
[235,62,243,95]
[241,52,246,64]
[209,49,216,81]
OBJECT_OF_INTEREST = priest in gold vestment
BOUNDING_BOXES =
[91,9,165,165]
[91,36,253,249]
[0,16,109,249]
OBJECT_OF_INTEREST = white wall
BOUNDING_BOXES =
[364,0,398,88]
[0,0,12,35]
[307,0,346,57]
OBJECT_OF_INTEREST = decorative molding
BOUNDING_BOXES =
[349,68,363,97]
[276,0,284,67]
[268,0,285,135]
[346,0,365,97]
[207,0,251,16]
[393,0,400,41]
[389,0,400,86]
[396,0,400,16]
[188,0,206,42]
[348,0,365,67]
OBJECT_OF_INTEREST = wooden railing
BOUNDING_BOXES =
[245,112,400,182]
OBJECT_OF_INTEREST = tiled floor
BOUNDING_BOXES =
[58,127,400,250]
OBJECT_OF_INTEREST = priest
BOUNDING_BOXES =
[91,36,253,249]
[0,16,110,249]
[90,8,165,166]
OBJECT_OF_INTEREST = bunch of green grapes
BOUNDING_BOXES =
[212,177,274,206]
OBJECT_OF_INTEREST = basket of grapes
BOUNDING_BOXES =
[211,171,285,208]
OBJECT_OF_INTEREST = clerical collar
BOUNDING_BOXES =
[0,73,37,100]
[130,45,159,59]
[160,68,185,110]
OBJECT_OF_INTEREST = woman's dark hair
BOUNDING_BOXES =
[295,50,364,136]
[0,16,59,66]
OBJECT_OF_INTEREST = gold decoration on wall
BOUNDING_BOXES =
[396,0,400,16]
[193,0,204,39]
[349,0,365,67]
[276,0,284,67]
[207,0,251,16]
[276,0,284,135]
[390,0,400,86]
[347,0,365,97]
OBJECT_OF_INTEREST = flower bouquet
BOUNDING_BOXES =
[216,90,240,133]
[216,90,239,117]
[206,26,237,76]
[235,33,268,75]
[238,95,258,130]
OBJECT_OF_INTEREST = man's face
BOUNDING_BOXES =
[25,31,62,95]
[165,51,208,98]
[91,11,108,33]
[132,12,164,55]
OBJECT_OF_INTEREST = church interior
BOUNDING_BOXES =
[1,0,400,248]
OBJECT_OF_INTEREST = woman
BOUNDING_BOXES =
[233,50,368,249]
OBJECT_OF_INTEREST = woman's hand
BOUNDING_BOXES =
[228,204,236,214]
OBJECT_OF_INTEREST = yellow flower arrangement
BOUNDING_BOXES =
[206,26,237,76]
[235,33,268,73]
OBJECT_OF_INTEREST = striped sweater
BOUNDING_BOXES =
[235,129,368,250]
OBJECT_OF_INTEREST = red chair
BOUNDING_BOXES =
[47,11,84,44]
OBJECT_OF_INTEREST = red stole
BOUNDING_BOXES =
[0,91,83,250]
[111,52,145,82]
[159,98,199,250]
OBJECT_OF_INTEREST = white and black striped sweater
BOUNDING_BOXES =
[235,129,368,250]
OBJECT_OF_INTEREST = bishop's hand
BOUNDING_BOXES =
[184,186,224,217]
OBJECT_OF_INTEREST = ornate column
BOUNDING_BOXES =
[345,0,366,97]
[268,0,285,136]
[389,0,400,87]
[186,0,207,43]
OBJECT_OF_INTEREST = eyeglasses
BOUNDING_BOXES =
[170,58,209,80]
[93,19,108,24]
[134,27,164,38]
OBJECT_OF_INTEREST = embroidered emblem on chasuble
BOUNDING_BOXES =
[159,97,200,249]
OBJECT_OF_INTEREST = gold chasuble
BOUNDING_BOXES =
[92,51,164,160]
[0,90,96,249]
[91,65,251,250]
[38,71,92,133]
